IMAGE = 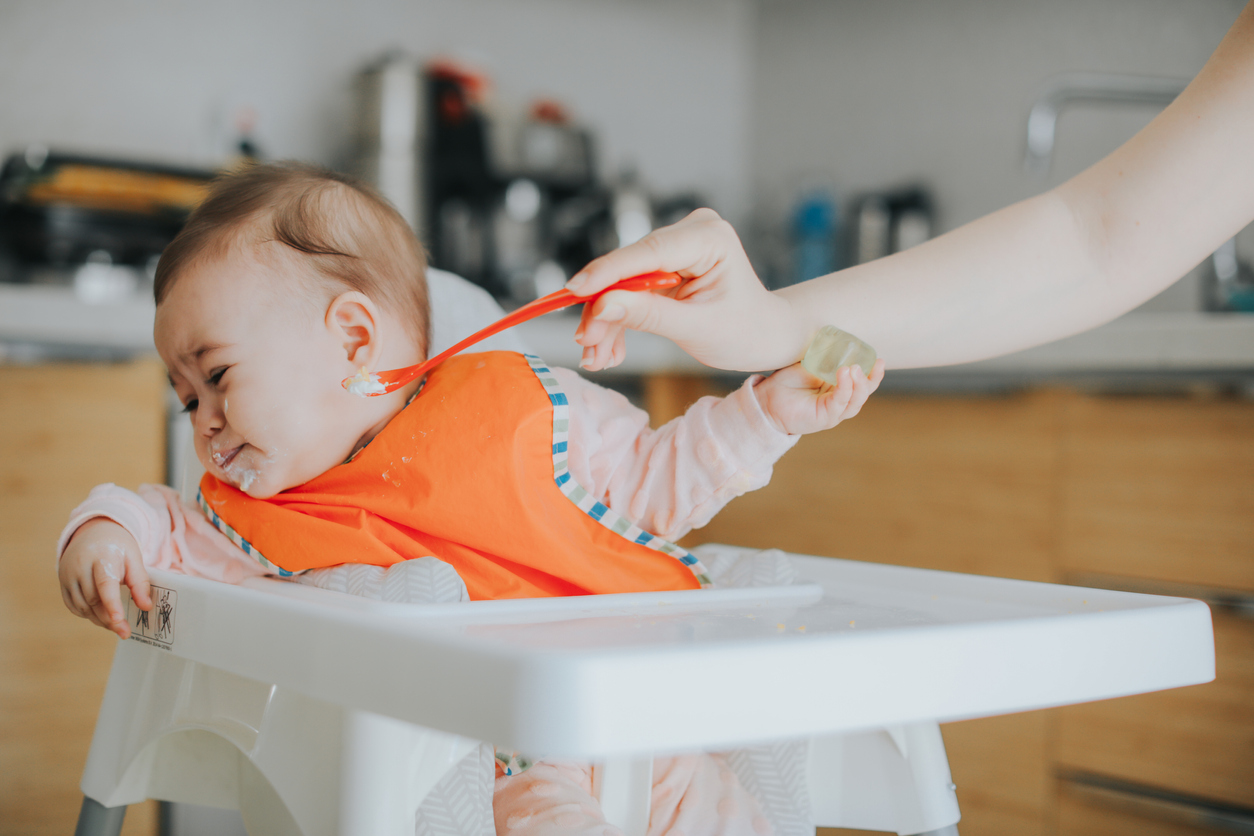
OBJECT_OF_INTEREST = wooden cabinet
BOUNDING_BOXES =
[650,379,1254,836]
[1058,394,1254,593]
[0,360,167,835]
[1055,614,1254,808]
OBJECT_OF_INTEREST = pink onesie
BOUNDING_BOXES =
[59,367,798,836]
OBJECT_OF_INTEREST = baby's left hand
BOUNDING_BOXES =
[754,358,886,435]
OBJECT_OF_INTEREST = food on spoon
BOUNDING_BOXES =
[345,366,388,397]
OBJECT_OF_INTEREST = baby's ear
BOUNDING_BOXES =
[326,291,380,367]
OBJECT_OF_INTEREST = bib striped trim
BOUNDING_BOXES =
[198,489,296,577]
[523,353,711,588]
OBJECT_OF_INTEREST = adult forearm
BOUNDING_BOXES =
[779,3,1254,371]
[778,190,1111,369]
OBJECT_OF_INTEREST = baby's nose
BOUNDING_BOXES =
[194,403,226,436]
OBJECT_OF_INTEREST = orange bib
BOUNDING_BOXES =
[198,351,708,600]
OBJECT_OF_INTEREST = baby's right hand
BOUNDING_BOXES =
[59,518,151,639]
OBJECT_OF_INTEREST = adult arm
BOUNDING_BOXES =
[570,2,1254,371]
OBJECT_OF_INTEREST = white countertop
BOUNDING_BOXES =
[2,282,1252,375]
[0,283,157,354]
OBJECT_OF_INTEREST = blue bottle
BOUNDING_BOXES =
[793,192,840,286]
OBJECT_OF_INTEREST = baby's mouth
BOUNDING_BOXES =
[211,445,243,472]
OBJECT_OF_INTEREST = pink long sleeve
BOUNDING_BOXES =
[56,483,269,584]
[554,368,798,542]
[57,371,794,582]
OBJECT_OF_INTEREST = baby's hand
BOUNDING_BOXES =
[754,358,886,436]
[58,518,151,639]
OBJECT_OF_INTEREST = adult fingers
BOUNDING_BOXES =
[609,329,627,369]
[585,289,696,346]
[566,208,732,296]
[580,326,629,371]
[577,318,625,370]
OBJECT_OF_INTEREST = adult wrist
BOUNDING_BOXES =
[767,289,813,369]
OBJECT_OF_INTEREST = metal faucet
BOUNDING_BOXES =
[1023,72,1189,176]
[1023,72,1254,311]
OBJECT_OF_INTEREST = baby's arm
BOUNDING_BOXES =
[559,360,883,540]
[58,483,268,637]
[558,361,879,542]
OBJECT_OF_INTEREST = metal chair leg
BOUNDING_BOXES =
[73,797,127,836]
[911,826,960,836]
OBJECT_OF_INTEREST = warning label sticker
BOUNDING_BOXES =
[128,585,176,649]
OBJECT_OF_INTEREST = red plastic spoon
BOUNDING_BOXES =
[342,271,682,397]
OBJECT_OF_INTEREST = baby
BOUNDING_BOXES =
[57,162,884,836]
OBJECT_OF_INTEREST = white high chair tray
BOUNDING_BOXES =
[128,547,1213,758]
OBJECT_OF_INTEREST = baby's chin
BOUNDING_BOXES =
[200,449,287,499]
[230,461,301,498]
[226,471,291,499]
[237,477,281,499]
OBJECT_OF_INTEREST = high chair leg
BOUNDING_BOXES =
[593,756,653,836]
[337,708,480,836]
[808,722,961,835]
[73,796,126,836]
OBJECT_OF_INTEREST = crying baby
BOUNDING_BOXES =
[56,161,883,836]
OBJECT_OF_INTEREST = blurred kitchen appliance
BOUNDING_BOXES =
[517,99,594,188]
[425,61,500,291]
[351,53,425,232]
[849,187,933,265]
[351,55,693,304]
[0,149,214,281]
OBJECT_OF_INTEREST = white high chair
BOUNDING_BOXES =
[73,272,1216,836]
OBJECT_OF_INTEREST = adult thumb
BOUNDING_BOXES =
[590,288,689,341]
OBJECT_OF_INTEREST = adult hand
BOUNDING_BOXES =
[567,209,806,372]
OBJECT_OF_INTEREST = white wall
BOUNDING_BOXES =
[750,0,1244,234]
[0,0,756,222]
[3,0,1246,242]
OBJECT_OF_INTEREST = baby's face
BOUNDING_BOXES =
[155,243,402,498]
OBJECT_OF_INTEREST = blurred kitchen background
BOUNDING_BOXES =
[2,1,1251,835]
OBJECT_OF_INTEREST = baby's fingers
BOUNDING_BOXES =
[841,359,886,419]
[125,557,152,613]
[819,366,857,412]
[92,561,131,639]
[66,577,112,631]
